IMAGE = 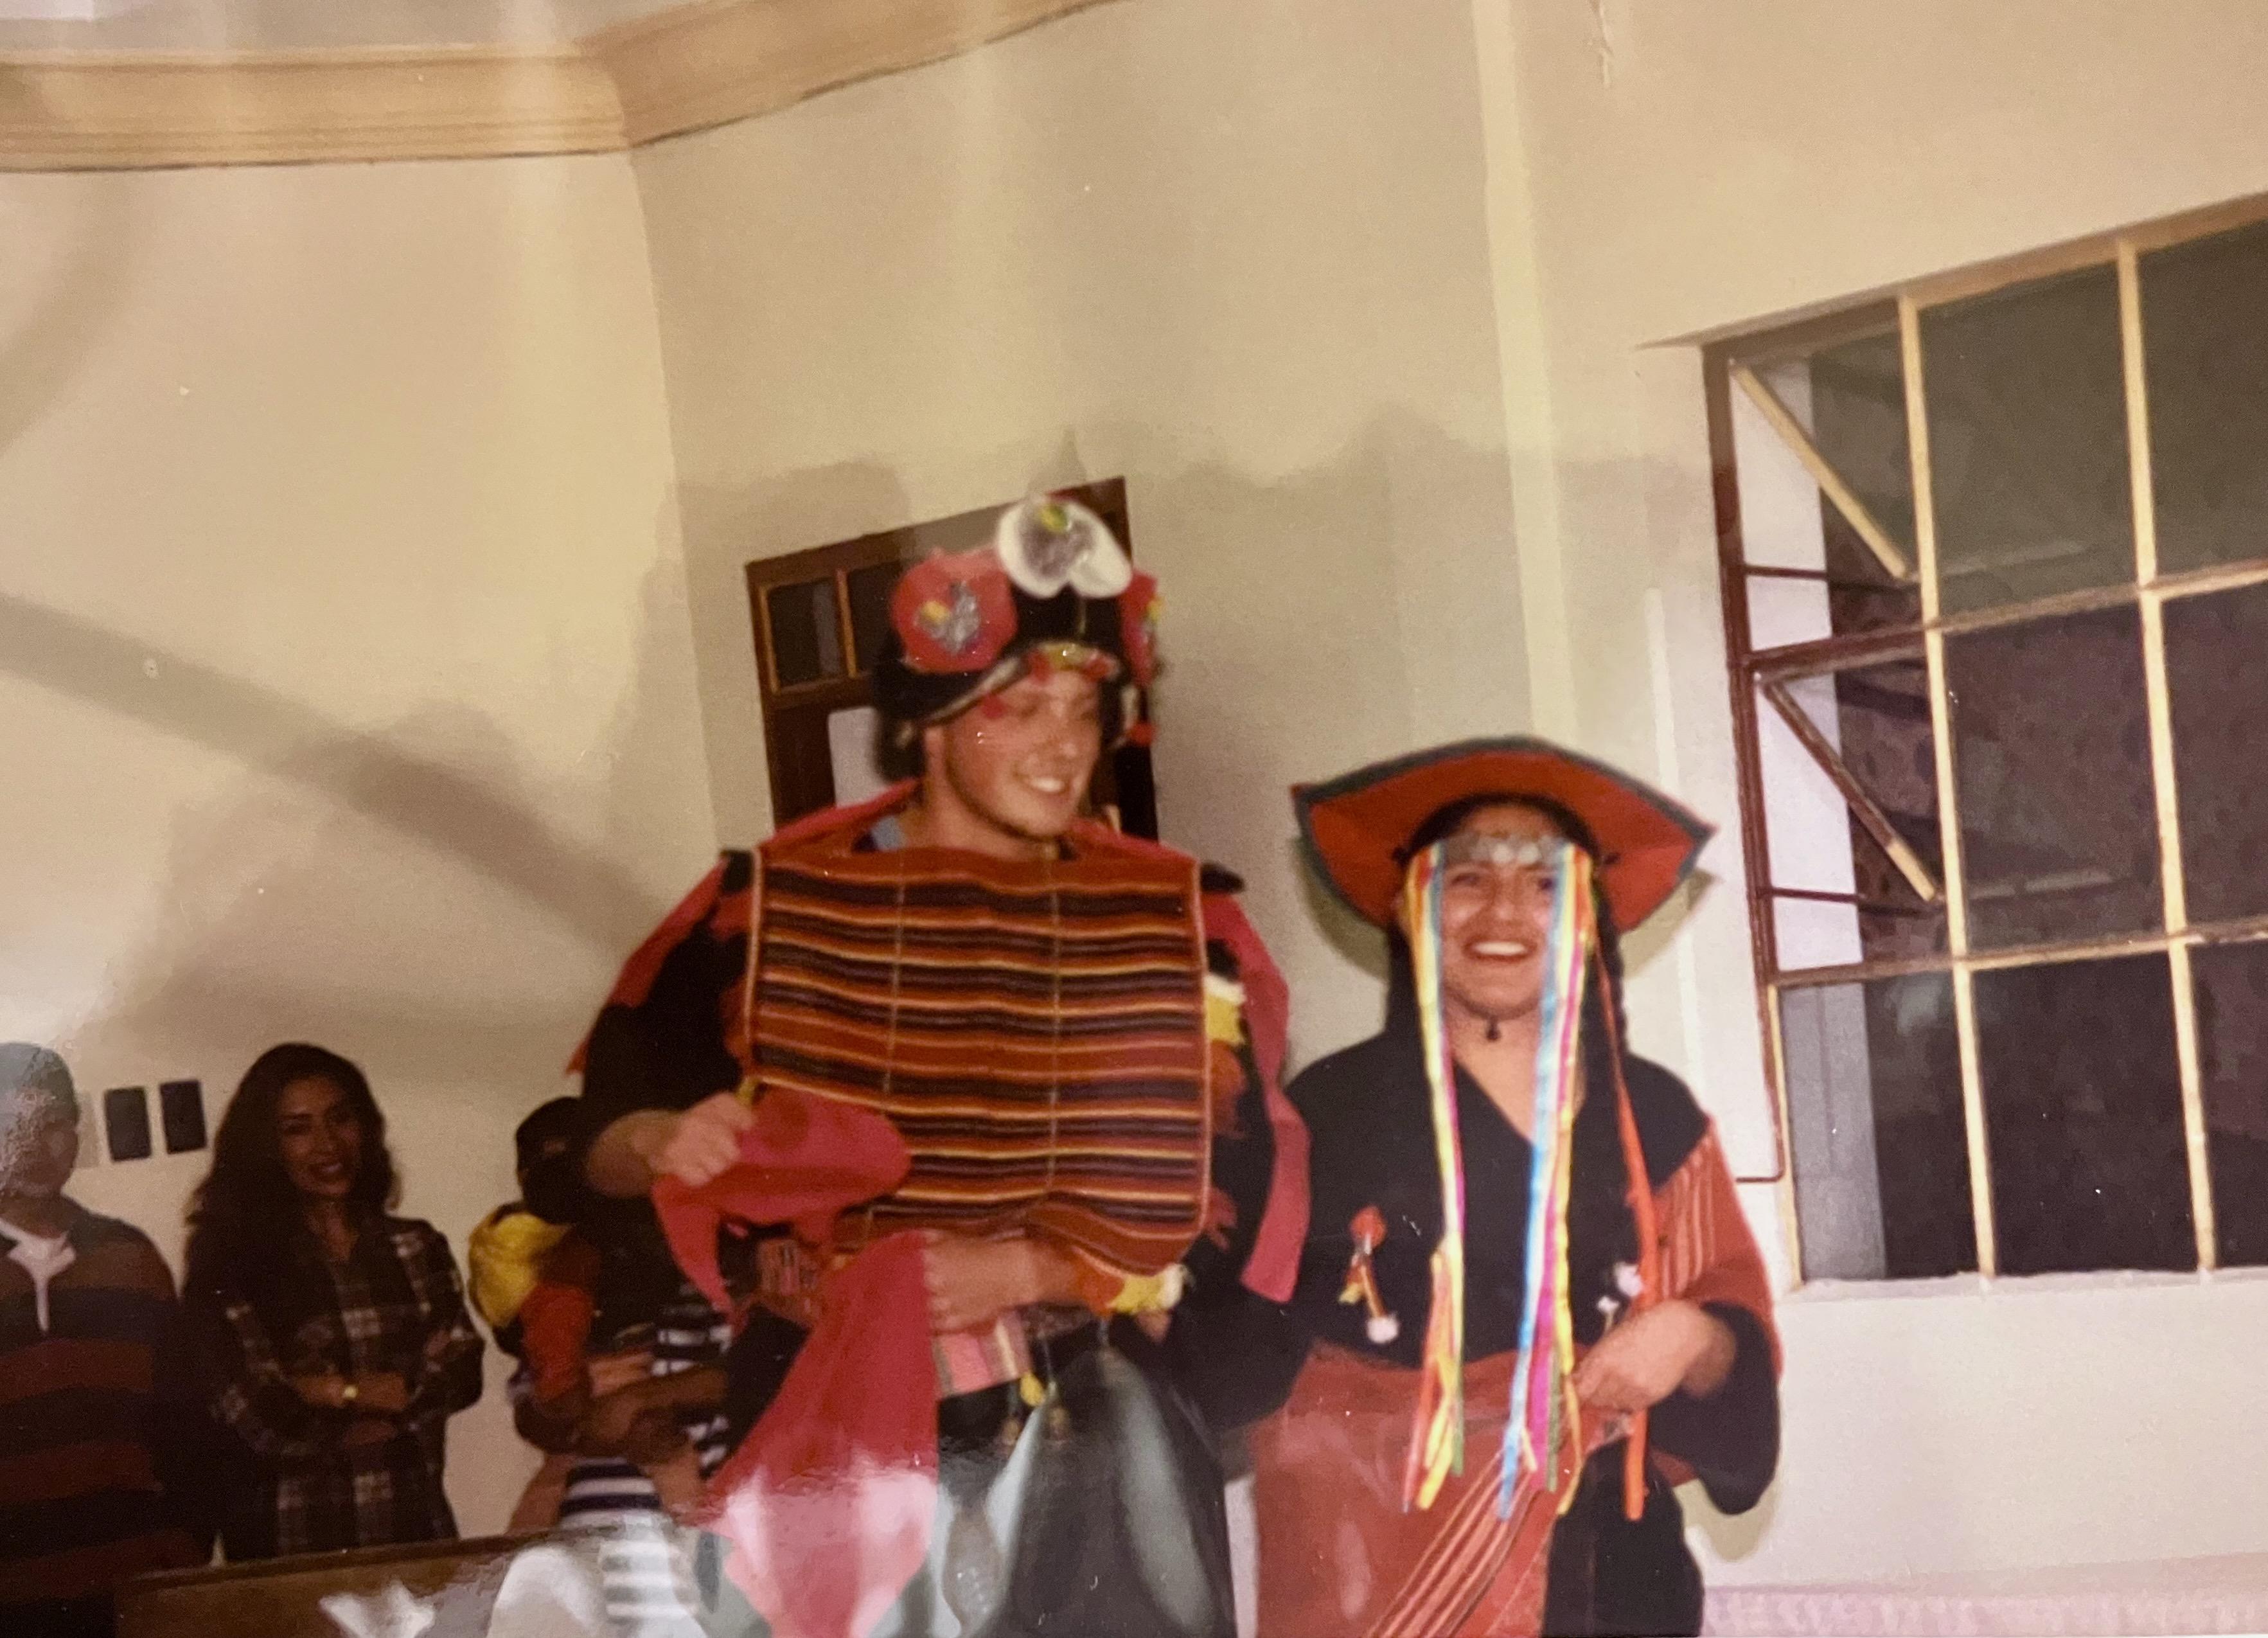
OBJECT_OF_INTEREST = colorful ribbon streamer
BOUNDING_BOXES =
[1398,839,1598,1522]
[1503,844,1592,1518]
[1402,849,1467,1511]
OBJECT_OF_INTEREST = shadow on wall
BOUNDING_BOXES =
[0,593,662,952]
[0,538,709,1076]
[0,542,711,1533]
[669,457,916,843]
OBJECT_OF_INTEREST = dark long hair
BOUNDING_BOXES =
[1384,792,1641,1345]
[184,1044,400,1317]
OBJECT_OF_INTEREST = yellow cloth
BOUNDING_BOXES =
[1108,1263,1188,1314]
[1204,973,1247,1048]
[466,1205,572,1330]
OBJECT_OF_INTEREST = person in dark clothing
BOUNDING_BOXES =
[0,1044,208,1638]
[182,1043,484,1561]
[1188,740,1780,1638]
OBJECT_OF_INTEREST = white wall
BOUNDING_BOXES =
[631,0,1528,1070]
[0,154,717,1537]
[1469,0,2268,1585]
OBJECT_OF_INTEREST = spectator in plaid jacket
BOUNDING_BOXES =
[183,1044,484,1561]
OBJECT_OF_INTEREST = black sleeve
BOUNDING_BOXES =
[1176,939,1277,1300]
[1156,927,1314,1438]
[1643,1301,1780,1515]
[538,855,754,1216]
[1161,1284,1313,1437]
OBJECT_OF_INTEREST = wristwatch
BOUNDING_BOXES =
[339,1380,360,1408]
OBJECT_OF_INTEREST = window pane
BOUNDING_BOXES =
[1736,333,1920,648]
[1976,954,2193,1275]
[826,706,888,808]
[1812,332,1923,636]
[1946,606,2162,950]
[1922,266,2136,614]
[846,560,899,674]
[1760,659,1946,969]
[766,576,845,688]
[2194,941,2268,1269]
[2141,220,2268,576]
[1782,975,1975,1281]
[2165,581,2268,924]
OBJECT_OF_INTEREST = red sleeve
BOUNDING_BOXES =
[1645,1129,1780,1511]
[1201,891,1310,1303]
[520,1236,601,1403]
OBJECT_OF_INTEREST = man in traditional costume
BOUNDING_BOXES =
[1199,740,1778,1638]
[551,495,1307,1638]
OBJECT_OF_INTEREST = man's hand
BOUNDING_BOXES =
[586,1094,757,1197]
[650,1094,756,1188]
[919,1233,1081,1334]
[1572,1300,1735,1413]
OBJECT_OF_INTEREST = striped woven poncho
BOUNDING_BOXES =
[746,802,1220,1303]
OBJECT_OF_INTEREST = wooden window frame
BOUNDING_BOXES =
[1706,193,2268,1281]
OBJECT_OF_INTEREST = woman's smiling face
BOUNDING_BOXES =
[1429,801,1570,1028]
[276,1076,364,1204]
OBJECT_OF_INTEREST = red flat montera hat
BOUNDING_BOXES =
[1293,736,1714,932]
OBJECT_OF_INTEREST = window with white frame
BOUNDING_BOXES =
[1709,204,2268,1283]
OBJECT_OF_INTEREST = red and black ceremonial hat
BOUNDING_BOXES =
[1293,736,1714,933]
[873,494,1160,748]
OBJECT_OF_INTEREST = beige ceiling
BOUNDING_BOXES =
[0,0,689,53]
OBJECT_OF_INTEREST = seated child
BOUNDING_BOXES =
[470,1101,721,1529]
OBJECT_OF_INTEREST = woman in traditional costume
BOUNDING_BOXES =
[1228,740,1779,1638]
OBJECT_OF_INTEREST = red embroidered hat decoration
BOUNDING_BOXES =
[889,549,1016,676]
[876,493,1162,748]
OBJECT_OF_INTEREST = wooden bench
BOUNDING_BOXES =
[116,1534,530,1638]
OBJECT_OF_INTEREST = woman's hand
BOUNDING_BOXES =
[289,1372,411,1415]
[351,1373,411,1415]
[341,1418,398,1450]
[289,1374,348,1410]
[1572,1300,1735,1414]
[919,1233,1080,1334]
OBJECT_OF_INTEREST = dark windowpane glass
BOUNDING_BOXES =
[2194,941,2268,1268]
[1946,606,2162,950]
[846,561,900,675]
[1783,975,1974,1281]
[1976,954,2193,1275]
[765,702,838,826]
[766,577,844,688]
[1922,267,2136,614]
[2164,582,2268,924]
[1737,332,1920,650]
[1812,333,1923,637]
[2141,220,2268,576]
